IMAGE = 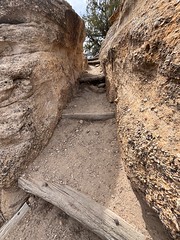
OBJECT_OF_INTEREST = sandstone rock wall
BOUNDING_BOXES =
[0,0,85,188]
[100,0,180,238]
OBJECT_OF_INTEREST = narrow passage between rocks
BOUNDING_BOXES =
[3,63,171,240]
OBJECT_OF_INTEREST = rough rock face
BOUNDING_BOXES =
[0,0,85,188]
[100,0,180,238]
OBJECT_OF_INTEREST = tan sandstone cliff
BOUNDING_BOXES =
[0,0,85,189]
[100,0,180,239]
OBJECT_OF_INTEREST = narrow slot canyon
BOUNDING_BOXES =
[0,0,179,240]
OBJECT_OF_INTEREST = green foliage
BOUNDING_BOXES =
[83,0,119,56]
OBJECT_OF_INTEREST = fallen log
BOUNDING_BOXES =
[88,56,99,61]
[18,177,147,240]
[88,60,100,65]
[61,112,115,121]
[79,73,105,83]
[0,202,30,240]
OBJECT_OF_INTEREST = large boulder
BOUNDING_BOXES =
[100,0,180,238]
[0,0,85,188]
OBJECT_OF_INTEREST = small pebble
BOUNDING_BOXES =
[143,98,148,102]
[140,108,145,112]
[154,109,158,113]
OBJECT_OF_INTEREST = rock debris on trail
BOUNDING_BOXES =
[3,65,171,240]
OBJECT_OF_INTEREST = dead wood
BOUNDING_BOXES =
[79,73,105,83]
[88,60,100,65]
[61,112,115,121]
[0,202,30,240]
[18,177,147,240]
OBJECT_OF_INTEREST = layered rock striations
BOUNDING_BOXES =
[100,0,180,238]
[0,0,85,188]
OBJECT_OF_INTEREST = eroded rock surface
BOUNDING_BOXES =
[100,0,180,238]
[0,0,85,188]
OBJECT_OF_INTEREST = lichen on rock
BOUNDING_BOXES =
[100,0,180,238]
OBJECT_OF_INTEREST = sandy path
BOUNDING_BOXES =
[4,66,171,240]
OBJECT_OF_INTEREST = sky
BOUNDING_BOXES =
[66,0,87,16]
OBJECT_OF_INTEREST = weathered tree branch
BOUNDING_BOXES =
[79,73,105,82]
[0,202,30,240]
[61,112,115,121]
[18,177,147,240]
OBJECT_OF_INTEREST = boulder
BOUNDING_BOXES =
[100,0,180,238]
[0,0,85,189]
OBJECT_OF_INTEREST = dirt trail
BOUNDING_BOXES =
[4,66,171,240]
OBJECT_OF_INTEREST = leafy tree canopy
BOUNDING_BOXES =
[83,0,119,57]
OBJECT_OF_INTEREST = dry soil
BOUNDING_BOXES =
[4,66,171,240]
